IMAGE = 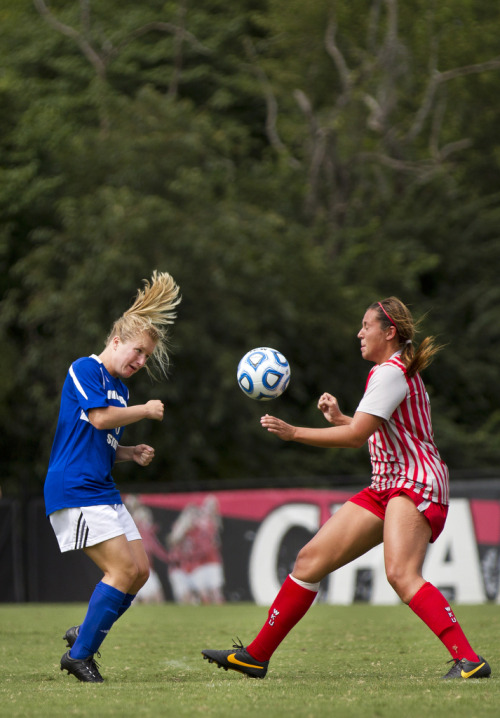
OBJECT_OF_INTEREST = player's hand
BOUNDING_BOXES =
[133,444,155,466]
[318,393,342,424]
[260,414,296,441]
[145,400,164,421]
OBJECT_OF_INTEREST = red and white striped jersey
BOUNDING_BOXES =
[356,354,449,505]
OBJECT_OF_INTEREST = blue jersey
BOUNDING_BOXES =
[44,355,129,516]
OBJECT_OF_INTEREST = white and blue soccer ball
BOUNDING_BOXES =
[237,347,291,401]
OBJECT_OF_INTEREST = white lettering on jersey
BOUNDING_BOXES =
[107,433,119,450]
[107,390,127,407]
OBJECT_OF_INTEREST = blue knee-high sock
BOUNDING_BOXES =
[70,581,126,659]
[117,593,135,618]
[72,592,134,647]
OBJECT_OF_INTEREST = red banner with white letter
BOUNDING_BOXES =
[122,489,500,605]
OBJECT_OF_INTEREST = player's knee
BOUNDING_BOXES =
[293,545,326,583]
[137,562,150,589]
[385,565,413,603]
[118,560,144,590]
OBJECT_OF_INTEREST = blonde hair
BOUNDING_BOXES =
[107,270,181,378]
[370,297,443,378]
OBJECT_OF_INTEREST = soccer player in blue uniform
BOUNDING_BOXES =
[44,271,180,683]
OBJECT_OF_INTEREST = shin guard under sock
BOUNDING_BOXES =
[70,581,126,659]
[247,574,319,662]
[409,582,479,661]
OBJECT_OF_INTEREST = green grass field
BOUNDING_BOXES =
[1,602,498,718]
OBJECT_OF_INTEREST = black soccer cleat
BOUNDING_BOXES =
[202,640,269,679]
[60,650,104,683]
[63,625,80,649]
[442,655,491,680]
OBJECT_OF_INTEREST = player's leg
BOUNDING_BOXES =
[66,499,150,657]
[247,501,384,660]
[83,534,149,590]
[383,494,430,603]
[55,504,148,681]
[64,500,149,638]
[292,499,385,582]
[117,538,150,611]
[168,568,190,603]
[67,534,146,661]
[61,534,143,682]
[202,502,384,677]
[204,561,225,604]
[63,537,148,645]
[384,495,490,679]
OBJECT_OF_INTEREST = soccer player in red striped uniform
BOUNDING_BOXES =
[202,297,490,681]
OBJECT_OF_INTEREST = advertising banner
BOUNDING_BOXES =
[122,488,500,606]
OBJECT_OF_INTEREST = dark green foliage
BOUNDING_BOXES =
[1,0,500,498]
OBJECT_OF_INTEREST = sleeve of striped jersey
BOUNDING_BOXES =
[69,358,109,412]
[356,364,407,419]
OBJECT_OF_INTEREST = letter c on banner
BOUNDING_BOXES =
[248,503,320,605]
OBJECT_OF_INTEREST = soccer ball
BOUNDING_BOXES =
[237,347,291,401]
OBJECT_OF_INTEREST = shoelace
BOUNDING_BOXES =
[231,638,245,652]
[84,655,103,679]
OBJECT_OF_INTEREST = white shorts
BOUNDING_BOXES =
[190,562,225,592]
[49,504,142,553]
[168,568,197,602]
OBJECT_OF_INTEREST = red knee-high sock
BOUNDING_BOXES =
[409,582,479,661]
[247,575,318,662]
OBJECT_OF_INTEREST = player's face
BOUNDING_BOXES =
[111,332,157,378]
[357,309,394,364]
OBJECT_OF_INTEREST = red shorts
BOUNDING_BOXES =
[349,486,448,543]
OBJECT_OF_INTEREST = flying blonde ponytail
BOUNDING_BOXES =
[107,271,181,378]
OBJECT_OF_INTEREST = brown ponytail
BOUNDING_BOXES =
[370,297,443,378]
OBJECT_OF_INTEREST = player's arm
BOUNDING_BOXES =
[260,411,382,448]
[88,401,164,430]
[115,444,155,465]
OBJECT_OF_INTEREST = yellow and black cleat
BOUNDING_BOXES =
[442,655,491,679]
[202,640,269,679]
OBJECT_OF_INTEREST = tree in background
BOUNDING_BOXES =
[1,0,500,499]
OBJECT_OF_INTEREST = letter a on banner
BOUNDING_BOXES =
[424,499,484,602]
